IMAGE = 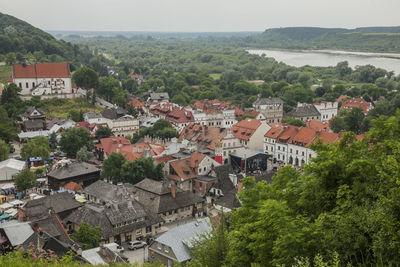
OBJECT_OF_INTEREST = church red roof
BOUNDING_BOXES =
[12,63,71,79]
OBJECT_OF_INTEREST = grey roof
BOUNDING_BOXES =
[22,231,76,258]
[0,220,34,246]
[101,108,126,120]
[84,112,103,120]
[149,92,169,101]
[155,218,212,262]
[230,147,264,159]
[83,180,134,203]
[23,192,83,220]
[32,216,71,244]
[48,162,100,180]
[0,159,26,171]
[21,107,46,119]
[132,179,204,214]
[18,130,49,139]
[212,165,240,210]
[66,201,162,240]
[253,97,283,105]
[24,120,44,130]
[286,104,321,118]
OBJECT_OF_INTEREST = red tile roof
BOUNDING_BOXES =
[97,137,131,156]
[314,131,340,144]
[179,124,226,150]
[277,126,300,144]
[166,108,194,124]
[62,181,82,192]
[265,125,285,139]
[12,63,71,79]
[306,120,330,132]
[127,98,145,107]
[289,127,317,147]
[340,97,373,114]
[231,119,261,141]
[168,152,206,182]
[119,142,165,161]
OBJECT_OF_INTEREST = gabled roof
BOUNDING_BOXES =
[166,108,194,124]
[168,153,206,181]
[265,124,285,139]
[12,63,71,78]
[127,98,145,107]
[305,120,330,132]
[0,158,26,171]
[231,119,261,141]
[62,181,83,192]
[150,92,169,100]
[276,126,299,144]
[47,162,100,180]
[340,97,373,114]
[313,131,340,144]
[253,97,284,105]
[155,218,212,262]
[0,220,34,247]
[286,104,321,118]
[97,137,131,156]
[289,127,317,148]
[179,124,226,151]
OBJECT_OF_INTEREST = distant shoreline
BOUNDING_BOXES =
[247,48,400,60]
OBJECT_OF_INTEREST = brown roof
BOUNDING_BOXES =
[314,131,340,144]
[305,120,330,132]
[166,108,194,124]
[277,126,299,144]
[265,125,285,139]
[289,127,317,147]
[231,119,261,141]
[179,124,226,150]
[340,97,373,114]
[12,63,71,78]
[97,137,131,156]
[62,182,83,192]
[168,153,206,182]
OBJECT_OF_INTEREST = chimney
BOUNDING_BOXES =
[171,183,176,199]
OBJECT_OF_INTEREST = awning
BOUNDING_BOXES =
[0,203,13,210]
[0,213,11,220]
[36,178,46,182]
[9,200,24,206]
[76,198,86,203]
[1,184,15,190]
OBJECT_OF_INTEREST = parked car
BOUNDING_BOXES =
[128,240,147,250]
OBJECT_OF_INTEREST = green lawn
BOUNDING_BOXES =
[0,65,11,84]
[41,97,104,119]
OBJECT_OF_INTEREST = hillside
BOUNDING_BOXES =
[0,12,74,58]
[253,26,400,53]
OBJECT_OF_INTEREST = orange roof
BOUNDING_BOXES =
[306,120,330,132]
[12,63,71,78]
[127,98,145,107]
[179,124,227,150]
[118,142,165,161]
[337,95,349,103]
[168,152,206,182]
[98,137,131,156]
[265,125,285,139]
[277,126,299,144]
[289,127,317,147]
[314,131,340,144]
[166,108,194,124]
[340,97,373,114]
[231,119,261,141]
[62,181,82,192]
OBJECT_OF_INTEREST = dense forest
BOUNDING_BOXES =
[249,26,400,53]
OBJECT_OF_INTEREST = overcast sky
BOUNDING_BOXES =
[2,0,400,32]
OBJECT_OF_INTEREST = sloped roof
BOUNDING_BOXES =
[179,124,226,151]
[253,97,283,105]
[47,162,100,180]
[168,153,206,181]
[128,98,145,107]
[313,131,340,144]
[166,108,194,124]
[97,137,131,156]
[289,127,317,147]
[62,182,83,192]
[13,63,70,78]
[0,220,34,246]
[286,104,321,118]
[277,126,299,144]
[231,119,261,141]
[265,125,285,139]
[155,218,212,262]
[0,159,26,171]
[340,97,373,114]
[306,120,330,132]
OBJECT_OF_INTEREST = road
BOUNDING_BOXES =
[121,243,149,265]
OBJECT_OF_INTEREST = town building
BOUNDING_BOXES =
[313,101,338,122]
[338,96,373,114]
[0,159,26,181]
[149,218,212,266]
[231,119,271,151]
[253,97,284,123]
[285,103,321,121]
[149,92,170,103]
[109,115,140,137]
[132,179,205,223]
[165,108,195,130]
[47,161,100,190]
[11,63,73,98]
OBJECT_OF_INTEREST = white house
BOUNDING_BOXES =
[231,119,271,151]
[109,115,140,137]
[0,159,26,181]
[11,63,73,97]
[313,101,338,122]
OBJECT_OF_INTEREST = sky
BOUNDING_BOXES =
[2,0,400,32]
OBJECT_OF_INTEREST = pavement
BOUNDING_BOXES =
[120,243,149,265]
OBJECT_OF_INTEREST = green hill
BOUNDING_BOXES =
[253,26,400,53]
[0,12,75,58]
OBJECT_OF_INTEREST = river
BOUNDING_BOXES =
[247,49,400,74]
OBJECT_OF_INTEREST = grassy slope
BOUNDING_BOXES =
[40,98,103,119]
[0,65,11,84]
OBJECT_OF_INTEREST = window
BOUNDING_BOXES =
[302,151,305,156]
[32,82,35,87]
[283,155,285,160]
[19,82,22,88]
[278,154,280,159]
[278,146,280,151]
[146,226,151,233]
[136,229,142,236]
[290,149,292,153]
[26,82,29,88]
[283,147,285,152]
[165,246,169,253]
[296,150,298,155]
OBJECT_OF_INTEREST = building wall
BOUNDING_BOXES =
[314,102,338,122]
[149,242,178,266]
[15,77,72,96]
[160,205,194,223]
[248,122,271,151]
[287,144,309,166]
[0,166,23,181]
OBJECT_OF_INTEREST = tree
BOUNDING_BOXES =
[95,126,114,139]
[70,223,100,250]
[59,127,93,158]
[68,109,83,122]
[21,136,50,161]
[14,169,38,193]
[5,52,16,65]
[48,132,58,150]
[98,76,120,101]
[0,107,16,143]
[101,152,126,182]
[72,66,99,90]
[344,108,365,134]
[0,139,9,161]
[76,146,94,162]
[281,117,306,127]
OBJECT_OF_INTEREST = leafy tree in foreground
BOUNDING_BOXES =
[20,136,50,160]
[0,139,9,161]
[14,169,38,193]
[281,117,306,127]
[70,222,101,250]
[59,127,93,158]
[48,132,58,150]
[101,152,126,182]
